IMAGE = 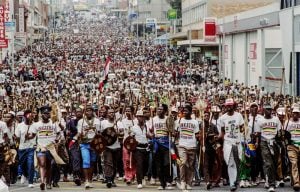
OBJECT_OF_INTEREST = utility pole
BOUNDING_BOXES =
[188,0,192,69]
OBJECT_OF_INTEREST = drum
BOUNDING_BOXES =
[123,136,138,152]
[102,127,118,146]
[90,135,107,154]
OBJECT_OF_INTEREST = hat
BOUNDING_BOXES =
[263,104,272,109]
[225,98,235,106]
[276,107,285,115]
[8,111,15,117]
[250,102,259,108]
[211,105,221,112]
[136,110,144,117]
[40,105,52,114]
[171,106,178,113]
[61,108,67,113]
[293,107,300,113]
[16,111,24,116]
[292,103,300,109]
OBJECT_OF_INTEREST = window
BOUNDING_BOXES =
[281,0,300,9]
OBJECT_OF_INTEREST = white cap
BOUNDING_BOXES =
[171,106,178,113]
[16,111,24,116]
[8,111,15,117]
[136,110,144,116]
[276,107,285,115]
[293,107,300,113]
[211,105,221,112]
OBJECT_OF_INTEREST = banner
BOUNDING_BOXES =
[19,7,24,33]
[204,18,216,42]
[167,9,177,20]
[0,5,7,48]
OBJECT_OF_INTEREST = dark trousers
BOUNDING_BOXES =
[134,149,149,184]
[103,148,121,182]
[204,145,222,183]
[18,148,35,184]
[51,160,60,183]
[69,142,81,178]
[155,145,172,188]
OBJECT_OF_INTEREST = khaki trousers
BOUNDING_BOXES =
[178,146,196,186]
[287,145,300,186]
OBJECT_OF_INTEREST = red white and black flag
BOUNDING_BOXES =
[98,57,111,92]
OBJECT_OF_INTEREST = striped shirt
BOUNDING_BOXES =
[286,120,300,147]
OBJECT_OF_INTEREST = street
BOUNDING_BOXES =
[8,181,296,192]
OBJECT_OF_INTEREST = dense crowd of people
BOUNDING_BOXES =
[0,9,299,192]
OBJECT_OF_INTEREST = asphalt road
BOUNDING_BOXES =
[8,180,297,192]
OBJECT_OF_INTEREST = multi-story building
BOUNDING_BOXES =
[130,0,171,38]
[172,0,277,65]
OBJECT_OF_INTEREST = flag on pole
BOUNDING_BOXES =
[99,57,111,92]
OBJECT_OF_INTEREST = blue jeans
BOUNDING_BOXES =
[80,143,97,169]
[18,148,35,184]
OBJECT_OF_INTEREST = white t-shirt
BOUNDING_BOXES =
[285,119,300,146]
[15,122,36,149]
[257,116,281,140]
[177,118,199,148]
[131,124,148,145]
[0,121,7,144]
[121,118,138,139]
[152,116,168,138]
[30,120,59,147]
[77,117,101,143]
[101,119,123,149]
[220,112,244,143]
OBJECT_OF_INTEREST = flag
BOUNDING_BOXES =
[99,57,111,92]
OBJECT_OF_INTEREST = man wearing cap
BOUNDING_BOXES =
[27,106,61,190]
[219,98,245,191]
[15,109,35,188]
[149,104,174,190]
[76,104,101,189]
[131,110,149,189]
[257,104,282,192]
[285,106,300,191]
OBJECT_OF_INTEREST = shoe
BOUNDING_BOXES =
[98,174,104,181]
[112,182,117,187]
[230,185,237,191]
[213,183,220,187]
[223,179,229,186]
[85,182,91,189]
[118,176,123,181]
[240,180,245,188]
[279,180,284,187]
[28,184,34,188]
[265,182,270,189]
[284,176,291,182]
[106,181,112,188]
[74,178,81,186]
[166,183,174,190]
[63,176,69,182]
[186,184,192,190]
[150,177,156,185]
[92,175,98,181]
[20,175,26,184]
[126,180,131,185]
[268,187,275,192]
[40,183,45,190]
[137,184,143,189]
[46,184,52,189]
[53,182,59,188]
[245,180,251,187]
[194,181,200,186]
[178,182,185,190]
[206,182,212,190]
[294,184,300,191]
[158,186,164,190]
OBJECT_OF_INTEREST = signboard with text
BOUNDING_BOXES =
[204,18,216,42]
[0,5,7,48]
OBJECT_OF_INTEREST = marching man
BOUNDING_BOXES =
[175,103,199,190]
[219,99,245,192]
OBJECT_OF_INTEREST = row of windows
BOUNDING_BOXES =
[281,0,300,9]
[182,3,206,26]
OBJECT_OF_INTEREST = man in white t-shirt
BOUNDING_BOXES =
[15,109,36,188]
[220,98,244,192]
[76,105,101,189]
[28,106,60,191]
[257,104,282,192]
[286,107,300,191]
[176,104,199,190]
